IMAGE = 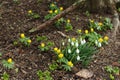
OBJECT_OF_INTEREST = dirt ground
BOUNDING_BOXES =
[0,0,120,80]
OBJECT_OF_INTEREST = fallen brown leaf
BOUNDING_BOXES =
[75,69,93,79]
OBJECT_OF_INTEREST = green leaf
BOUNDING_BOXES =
[105,66,113,73]
[109,74,114,80]
[1,72,9,80]
[36,36,48,42]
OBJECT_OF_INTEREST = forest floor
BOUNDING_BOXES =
[0,0,120,80]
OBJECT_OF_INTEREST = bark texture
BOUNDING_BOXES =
[86,0,116,14]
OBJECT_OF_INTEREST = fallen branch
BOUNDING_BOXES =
[29,0,85,33]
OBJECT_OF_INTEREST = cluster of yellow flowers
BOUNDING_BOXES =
[77,28,94,34]
[98,36,109,43]
[49,8,63,14]
[54,47,74,67]
[20,33,32,44]
[48,3,63,14]
[90,19,103,26]
[54,47,64,58]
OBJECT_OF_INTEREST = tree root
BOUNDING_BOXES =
[112,12,120,40]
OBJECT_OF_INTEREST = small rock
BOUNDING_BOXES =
[28,67,32,70]
[75,69,93,79]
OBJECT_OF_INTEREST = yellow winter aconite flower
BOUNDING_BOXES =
[41,43,45,47]
[28,10,32,14]
[72,37,76,41]
[7,58,12,63]
[67,61,73,67]
[85,30,89,34]
[58,53,64,58]
[91,28,94,32]
[60,7,63,11]
[90,20,94,23]
[67,19,70,23]
[104,36,109,41]
[49,10,53,14]
[27,39,31,43]
[20,33,25,38]
[98,38,103,43]
[51,3,55,7]
[54,47,58,51]
[98,22,103,26]
[78,29,82,33]
[56,49,61,53]
[54,10,58,13]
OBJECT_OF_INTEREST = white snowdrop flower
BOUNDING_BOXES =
[75,42,79,47]
[68,49,71,53]
[62,42,65,46]
[98,42,102,47]
[76,48,80,54]
[71,41,74,46]
[81,39,86,45]
[77,56,80,61]
[68,38,71,42]
[83,39,86,44]
[95,40,98,45]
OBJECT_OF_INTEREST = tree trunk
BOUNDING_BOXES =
[86,0,117,14]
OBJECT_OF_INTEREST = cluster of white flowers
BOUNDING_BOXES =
[66,38,87,61]
[68,38,86,46]
[80,39,86,45]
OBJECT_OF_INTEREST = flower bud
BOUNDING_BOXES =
[76,48,80,54]
[68,49,71,53]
